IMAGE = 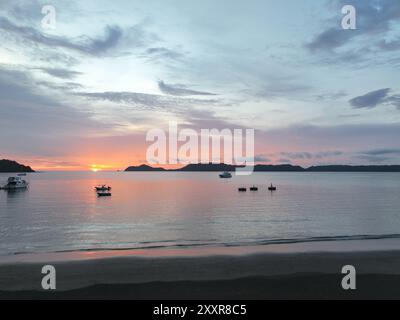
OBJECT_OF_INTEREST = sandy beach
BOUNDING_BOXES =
[1,239,400,299]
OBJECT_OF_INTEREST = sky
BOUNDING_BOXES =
[0,0,400,170]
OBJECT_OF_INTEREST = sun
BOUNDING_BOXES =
[90,164,114,172]
[90,164,100,172]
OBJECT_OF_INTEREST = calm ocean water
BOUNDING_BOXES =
[0,171,399,256]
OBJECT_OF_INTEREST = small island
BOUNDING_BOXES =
[125,164,166,172]
[0,159,35,173]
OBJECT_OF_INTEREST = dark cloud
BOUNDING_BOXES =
[355,154,390,163]
[85,25,123,55]
[307,27,352,52]
[360,148,400,156]
[0,13,184,67]
[76,90,221,111]
[349,88,400,109]
[277,159,292,164]
[306,0,400,68]
[35,50,80,67]
[0,16,131,56]
[158,80,217,96]
[77,91,171,110]
[36,80,83,91]
[279,151,342,160]
[307,0,400,52]
[349,88,390,108]
[35,67,82,79]
[355,148,400,163]
[254,154,271,163]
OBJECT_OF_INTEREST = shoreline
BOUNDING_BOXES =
[2,239,400,299]
[2,237,400,264]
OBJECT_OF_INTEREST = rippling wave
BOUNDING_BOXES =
[12,233,400,255]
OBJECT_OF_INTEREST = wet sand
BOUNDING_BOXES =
[1,239,400,299]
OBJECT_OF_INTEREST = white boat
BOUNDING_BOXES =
[219,172,232,178]
[1,176,29,190]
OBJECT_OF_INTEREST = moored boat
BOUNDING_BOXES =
[1,176,29,190]
[95,185,111,191]
[97,191,112,197]
[219,172,232,178]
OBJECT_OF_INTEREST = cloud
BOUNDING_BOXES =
[386,95,400,108]
[279,151,343,160]
[306,0,400,68]
[145,47,184,61]
[349,88,400,109]
[35,67,82,79]
[281,152,313,160]
[36,80,83,91]
[158,80,217,96]
[355,148,400,163]
[277,158,292,164]
[181,109,240,130]
[355,154,389,163]
[307,0,400,52]
[0,16,136,56]
[257,123,400,165]
[314,151,343,159]
[0,66,115,157]
[349,88,391,108]
[360,148,400,156]
[77,91,172,110]
[307,27,352,52]
[378,38,400,52]
[315,90,347,101]
[254,154,271,163]
[76,90,221,111]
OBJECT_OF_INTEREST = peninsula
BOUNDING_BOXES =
[0,159,34,173]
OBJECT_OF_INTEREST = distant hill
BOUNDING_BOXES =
[306,165,400,172]
[124,163,400,172]
[0,159,35,173]
[176,163,305,172]
[177,163,237,172]
[125,164,166,172]
[254,164,304,172]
